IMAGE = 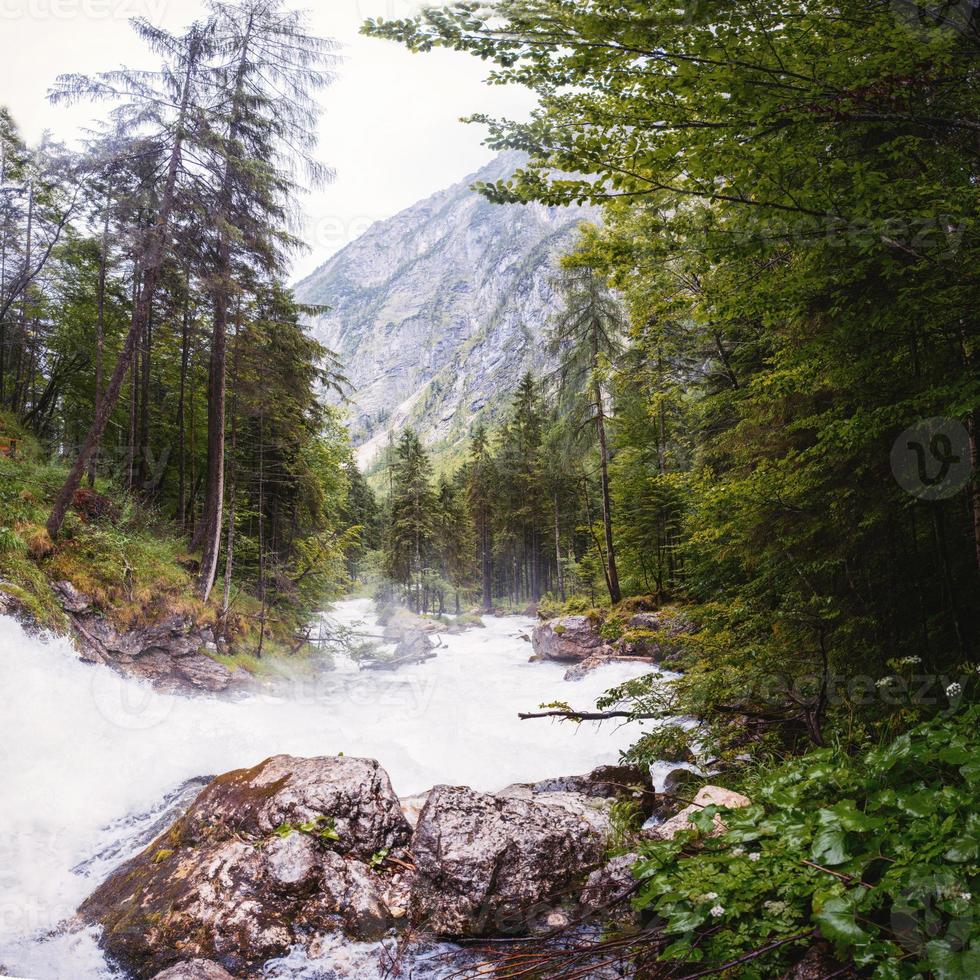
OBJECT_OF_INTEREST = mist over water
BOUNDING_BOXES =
[0,599,659,978]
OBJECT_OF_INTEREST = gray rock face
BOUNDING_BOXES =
[53,582,247,695]
[532,608,693,678]
[530,764,657,818]
[79,756,641,974]
[178,755,412,861]
[294,152,599,468]
[151,961,235,980]
[78,755,413,978]
[579,853,640,925]
[643,785,751,842]
[409,783,610,937]
[531,616,608,662]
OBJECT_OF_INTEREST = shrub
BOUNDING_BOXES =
[632,704,980,978]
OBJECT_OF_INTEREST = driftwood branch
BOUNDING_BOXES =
[518,709,656,721]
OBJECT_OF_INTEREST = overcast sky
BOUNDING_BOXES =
[0,0,535,279]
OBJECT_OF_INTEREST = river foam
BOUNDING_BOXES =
[0,599,661,978]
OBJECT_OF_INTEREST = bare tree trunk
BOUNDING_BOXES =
[177,274,191,528]
[10,181,33,414]
[126,289,138,489]
[256,411,266,657]
[594,383,621,604]
[554,490,565,601]
[137,307,152,488]
[196,287,227,597]
[481,512,492,611]
[197,16,255,601]
[220,310,241,630]
[46,37,202,539]
[969,408,980,577]
[87,206,109,487]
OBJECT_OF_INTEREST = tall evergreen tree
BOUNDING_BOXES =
[550,264,624,604]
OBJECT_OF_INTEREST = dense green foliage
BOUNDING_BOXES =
[376,364,636,614]
[367,0,980,749]
[0,4,366,653]
[633,706,980,978]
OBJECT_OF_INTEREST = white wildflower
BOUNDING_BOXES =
[898,656,921,666]
[710,905,725,917]
[704,892,718,901]
[748,852,761,862]
[731,846,745,857]
[876,676,897,688]
[946,682,962,698]
[959,892,972,902]
[763,900,788,914]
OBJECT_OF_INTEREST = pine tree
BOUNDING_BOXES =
[46,17,212,538]
[550,264,624,604]
[467,422,495,611]
[194,0,336,600]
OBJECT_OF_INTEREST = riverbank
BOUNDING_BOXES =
[0,416,350,690]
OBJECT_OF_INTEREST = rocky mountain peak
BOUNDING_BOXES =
[293,152,598,469]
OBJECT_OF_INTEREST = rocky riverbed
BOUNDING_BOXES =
[76,754,668,978]
[0,599,670,979]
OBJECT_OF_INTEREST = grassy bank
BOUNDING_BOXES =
[0,412,324,675]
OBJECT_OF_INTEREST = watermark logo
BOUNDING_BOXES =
[891,417,971,501]
[90,667,173,730]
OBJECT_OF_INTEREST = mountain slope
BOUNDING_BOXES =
[293,152,597,469]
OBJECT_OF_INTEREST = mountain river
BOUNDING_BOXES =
[0,598,666,978]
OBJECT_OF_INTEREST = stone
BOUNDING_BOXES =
[531,616,607,662]
[579,853,640,925]
[151,961,235,980]
[643,785,751,841]
[400,790,431,828]
[68,608,245,695]
[409,783,610,937]
[530,764,657,818]
[53,579,92,613]
[786,942,854,979]
[392,630,436,662]
[663,767,699,797]
[78,755,412,978]
[620,610,693,664]
[177,755,411,860]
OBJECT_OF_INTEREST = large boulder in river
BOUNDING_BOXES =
[530,615,608,662]
[530,763,658,819]
[532,609,693,676]
[79,755,413,978]
[379,604,443,637]
[409,784,611,937]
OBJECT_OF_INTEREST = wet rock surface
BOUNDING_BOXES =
[409,782,611,936]
[643,785,751,841]
[52,581,248,694]
[151,961,235,980]
[79,755,413,978]
[531,615,609,662]
[532,609,693,678]
[79,756,635,974]
[528,763,657,818]
[579,852,641,925]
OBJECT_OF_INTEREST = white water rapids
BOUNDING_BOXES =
[0,598,665,979]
